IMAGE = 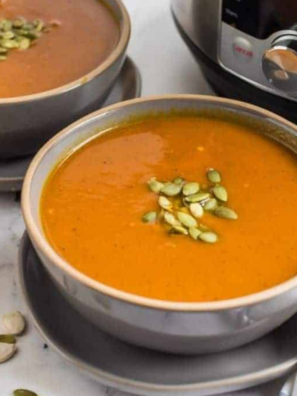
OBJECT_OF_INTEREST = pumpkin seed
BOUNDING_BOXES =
[189,203,204,218]
[0,19,7,29]
[207,168,221,183]
[199,223,209,231]
[185,192,210,203]
[158,196,172,211]
[173,177,184,185]
[199,232,218,244]
[0,55,6,60]
[183,182,199,196]
[0,342,16,363]
[13,18,26,28]
[164,212,181,227]
[18,38,30,50]
[13,390,38,396]
[2,31,15,39]
[148,178,164,193]
[189,227,202,240]
[142,212,157,223]
[22,30,40,39]
[169,225,188,235]
[204,198,218,211]
[34,19,44,32]
[161,182,182,197]
[23,22,34,30]
[0,47,7,53]
[2,20,12,31]
[0,334,16,344]
[177,212,197,228]
[1,311,25,335]
[0,39,19,49]
[213,185,228,202]
[215,206,238,220]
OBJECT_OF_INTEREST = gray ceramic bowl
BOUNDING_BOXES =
[0,0,130,159]
[21,95,297,355]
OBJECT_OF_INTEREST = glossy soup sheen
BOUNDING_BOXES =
[41,114,297,302]
[0,0,119,98]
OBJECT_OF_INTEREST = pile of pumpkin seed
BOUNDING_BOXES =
[142,168,238,244]
[0,17,47,60]
[0,311,26,363]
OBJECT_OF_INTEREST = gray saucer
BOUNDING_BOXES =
[0,57,142,193]
[18,232,297,396]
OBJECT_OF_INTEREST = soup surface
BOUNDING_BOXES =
[41,114,297,302]
[0,0,119,98]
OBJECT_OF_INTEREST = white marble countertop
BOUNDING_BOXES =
[0,1,287,395]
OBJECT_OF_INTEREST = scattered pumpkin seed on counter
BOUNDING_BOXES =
[0,311,26,364]
[13,390,38,396]
[0,17,50,60]
[143,168,238,243]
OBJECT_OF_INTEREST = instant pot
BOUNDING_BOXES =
[172,0,297,122]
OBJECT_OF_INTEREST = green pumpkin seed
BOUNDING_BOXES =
[142,212,157,223]
[213,185,228,202]
[173,177,184,185]
[199,232,218,244]
[23,22,34,30]
[169,225,188,235]
[148,178,164,193]
[214,206,238,220]
[185,192,210,203]
[0,19,7,29]
[0,39,19,49]
[161,182,182,197]
[13,390,38,396]
[18,29,39,39]
[207,168,221,183]
[189,227,202,240]
[164,212,181,227]
[189,203,204,218]
[0,47,7,53]
[204,198,218,211]
[33,19,44,32]
[199,223,209,232]
[18,37,30,50]
[177,212,197,228]
[158,196,172,210]
[183,182,199,196]
[0,55,7,60]
[2,20,12,31]
[13,18,26,28]
[2,31,15,39]
[0,334,16,344]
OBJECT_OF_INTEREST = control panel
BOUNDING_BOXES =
[222,0,297,39]
[220,0,297,97]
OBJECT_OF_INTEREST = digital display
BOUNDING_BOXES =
[222,0,297,39]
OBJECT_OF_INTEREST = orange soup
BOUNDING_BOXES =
[0,0,119,98]
[41,114,297,302]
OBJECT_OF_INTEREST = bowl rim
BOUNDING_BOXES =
[22,94,297,312]
[0,0,131,104]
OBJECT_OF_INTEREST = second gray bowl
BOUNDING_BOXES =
[0,0,130,159]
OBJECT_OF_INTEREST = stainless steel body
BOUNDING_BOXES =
[0,0,130,159]
[171,0,297,101]
[22,95,297,354]
[19,234,297,396]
